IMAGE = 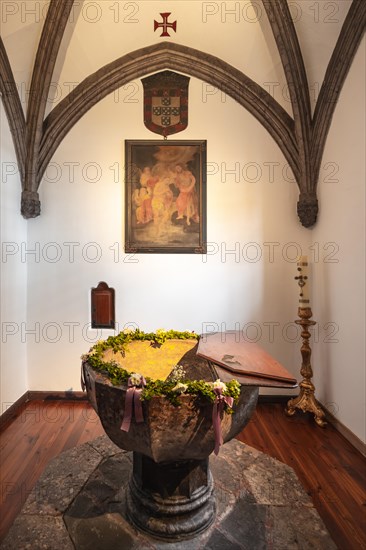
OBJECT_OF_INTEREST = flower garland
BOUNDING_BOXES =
[81,328,240,412]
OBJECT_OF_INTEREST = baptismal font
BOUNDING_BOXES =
[82,328,297,541]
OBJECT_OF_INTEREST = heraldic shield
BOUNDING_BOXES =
[142,71,189,137]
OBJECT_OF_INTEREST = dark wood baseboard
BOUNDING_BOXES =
[0,392,30,431]
[28,390,88,401]
[324,406,366,457]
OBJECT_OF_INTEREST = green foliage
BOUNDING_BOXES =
[186,379,217,403]
[225,379,241,401]
[82,329,240,413]
[86,354,131,386]
[141,379,182,407]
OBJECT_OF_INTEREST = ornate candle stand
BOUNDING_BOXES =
[286,307,327,427]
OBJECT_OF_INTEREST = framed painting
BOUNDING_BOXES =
[124,140,207,254]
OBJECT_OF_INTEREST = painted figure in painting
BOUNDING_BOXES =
[133,186,151,224]
[132,160,200,233]
[133,167,157,224]
[150,167,175,237]
[173,164,199,225]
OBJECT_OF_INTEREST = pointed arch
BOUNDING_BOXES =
[263,0,314,226]
[2,5,363,223]
[39,42,298,185]
[312,0,366,189]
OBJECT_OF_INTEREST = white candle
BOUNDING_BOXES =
[296,255,310,306]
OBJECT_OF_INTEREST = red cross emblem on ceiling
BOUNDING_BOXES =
[154,13,177,37]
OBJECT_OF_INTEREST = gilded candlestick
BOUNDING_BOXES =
[285,307,326,427]
[286,258,326,427]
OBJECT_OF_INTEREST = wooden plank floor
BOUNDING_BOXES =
[238,403,366,550]
[0,400,365,548]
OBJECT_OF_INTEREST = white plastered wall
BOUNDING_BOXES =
[0,104,28,411]
[312,38,366,443]
[0,2,364,444]
[25,78,309,395]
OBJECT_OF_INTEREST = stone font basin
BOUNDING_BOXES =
[83,363,258,462]
[82,339,259,540]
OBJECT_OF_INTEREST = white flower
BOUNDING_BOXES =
[130,372,143,386]
[213,379,227,392]
[170,364,186,382]
[172,382,188,394]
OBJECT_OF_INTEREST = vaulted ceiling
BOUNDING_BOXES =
[1,0,365,226]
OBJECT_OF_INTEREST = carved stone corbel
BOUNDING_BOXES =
[297,194,319,229]
[21,190,41,218]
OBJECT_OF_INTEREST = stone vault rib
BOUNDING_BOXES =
[263,0,314,226]
[22,0,75,218]
[0,37,26,182]
[311,0,366,191]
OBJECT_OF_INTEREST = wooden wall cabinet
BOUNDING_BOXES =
[91,282,115,329]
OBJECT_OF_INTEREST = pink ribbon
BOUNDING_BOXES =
[212,387,234,455]
[120,376,146,432]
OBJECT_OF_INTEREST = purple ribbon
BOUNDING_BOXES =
[212,387,234,455]
[120,376,146,432]
[80,364,86,391]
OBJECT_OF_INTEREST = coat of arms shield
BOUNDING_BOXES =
[142,71,189,137]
